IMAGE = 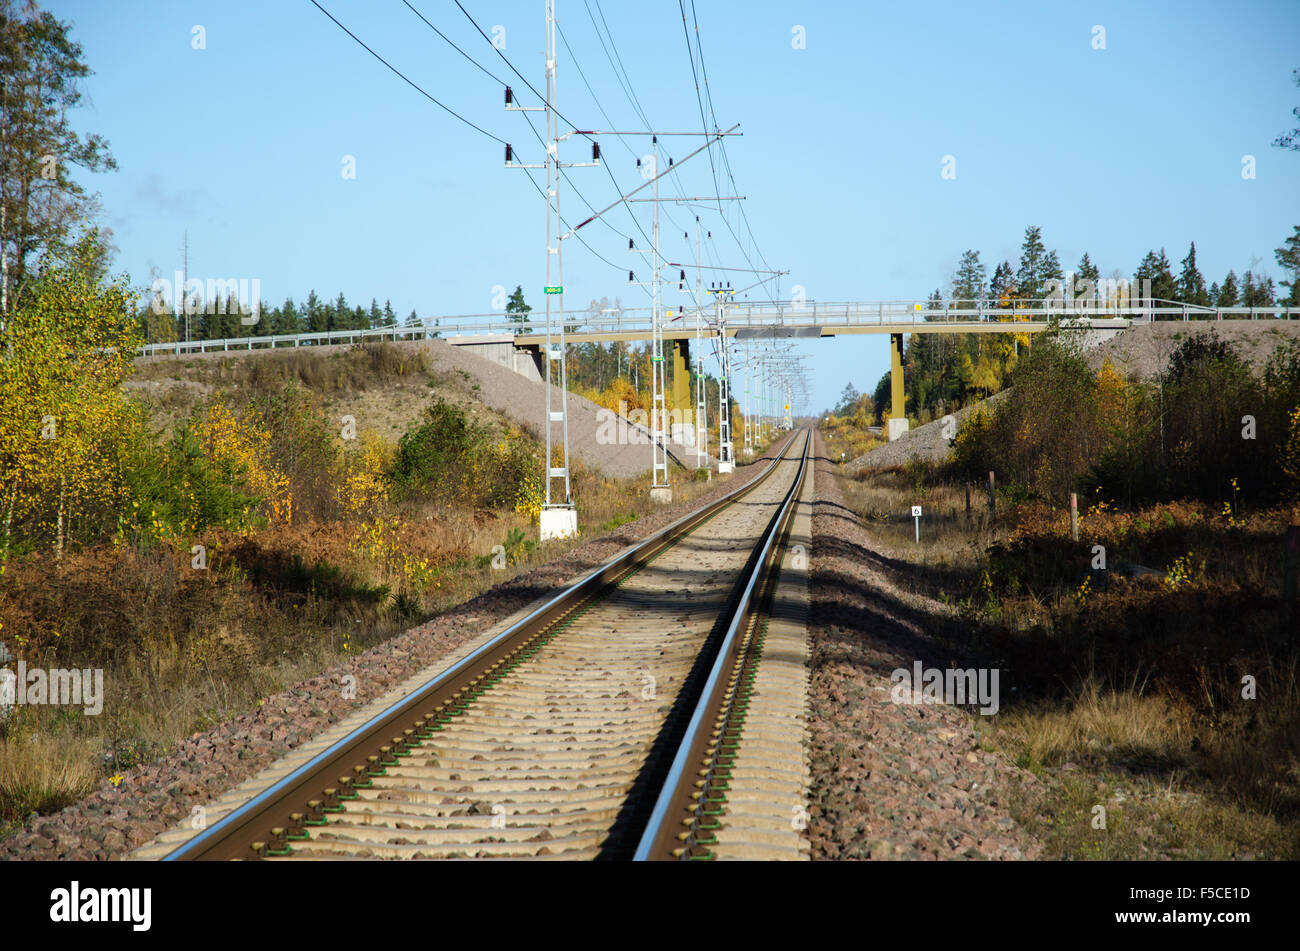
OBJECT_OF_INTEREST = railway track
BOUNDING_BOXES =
[142,428,812,861]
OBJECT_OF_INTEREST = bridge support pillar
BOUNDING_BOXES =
[517,344,545,383]
[671,339,693,446]
[888,333,909,441]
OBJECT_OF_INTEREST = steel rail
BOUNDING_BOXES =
[633,427,811,860]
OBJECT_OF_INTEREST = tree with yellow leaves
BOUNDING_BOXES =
[0,233,140,561]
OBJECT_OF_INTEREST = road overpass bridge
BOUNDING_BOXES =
[137,298,1300,441]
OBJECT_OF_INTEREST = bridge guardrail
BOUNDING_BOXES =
[135,300,1300,358]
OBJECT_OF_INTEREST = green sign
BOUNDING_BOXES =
[544,285,563,295]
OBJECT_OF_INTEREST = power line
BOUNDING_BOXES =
[677,0,721,220]
[400,0,509,87]
[570,5,715,278]
[555,16,657,252]
[588,0,654,130]
[308,0,507,144]
[555,19,637,160]
[397,2,647,256]
[448,1,668,281]
[687,0,780,302]
[451,0,592,140]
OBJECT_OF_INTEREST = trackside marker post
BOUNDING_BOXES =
[912,504,922,543]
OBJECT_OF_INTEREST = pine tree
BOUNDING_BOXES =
[871,372,891,423]
[1075,253,1100,307]
[332,292,348,331]
[950,250,986,306]
[834,383,860,415]
[1218,271,1239,307]
[1274,68,1300,151]
[1241,271,1277,308]
[1076,253,1100,282]
[506,285,531,325]
[1043,249,1064,300]
[222,292,243,338]
[1177,242,1209,306]
[306,290,327,332]
[989,261,1014,304]
[1015,226,1051,300]
[405,309,420,328]
[382,299,397,327]
[1275,225,1300,306]
[1134,249,1177,301]
[253,300,273,336]
[367,297,381,329]
[277,297,301,334]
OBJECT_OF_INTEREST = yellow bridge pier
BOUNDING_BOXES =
[887,332,909,441]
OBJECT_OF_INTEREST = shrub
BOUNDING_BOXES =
[388,398,539,512]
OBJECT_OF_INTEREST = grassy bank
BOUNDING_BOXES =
[838,462,1300,859]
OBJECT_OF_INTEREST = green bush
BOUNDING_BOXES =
[388,398,538,511]
[128,421,263,537]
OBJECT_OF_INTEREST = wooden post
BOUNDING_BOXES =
[987,471,996,516]
[1285,526,1299,605]
[965,482,971,519]
[1070,492,1078,542]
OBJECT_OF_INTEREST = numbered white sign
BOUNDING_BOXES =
[911,505,922,517]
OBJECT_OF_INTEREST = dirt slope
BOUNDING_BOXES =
[131,338,699,479]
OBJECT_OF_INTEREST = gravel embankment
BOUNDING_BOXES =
[806,429,1043,859]
[424,340,697,479]
[1082,318,1300,380]
[0,440,789,861]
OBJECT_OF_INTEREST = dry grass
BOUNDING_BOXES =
[838,465,1001,606]
[132,342,441,395]
[821,417,883,463]
[0,729,99,831]
[839,457,1300,859]
[997,676,1192,771]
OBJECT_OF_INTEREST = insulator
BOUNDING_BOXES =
[629,238,634,250]
[592,142,600,161]
[636,157,641,168]
[668,157,673,166]
[679,270,686,281]
[629,270,634,282]
[505,86,513,105]
[505,144,513,164]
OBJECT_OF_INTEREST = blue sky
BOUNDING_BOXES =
[46,0,1300,412]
